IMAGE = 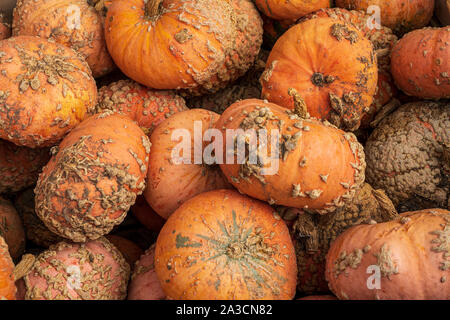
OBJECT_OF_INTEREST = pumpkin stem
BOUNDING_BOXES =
[13,254,35,281]
[288,88,309,119]
[145,0,163,19]
[371,188,398,220]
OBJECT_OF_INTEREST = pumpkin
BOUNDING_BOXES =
[105,235,143,268]
[261,15,296,49]
[0,35,97,148]
[155,189,297,300]
[0,13,11,40]
[13,0,115,78]
[365,101,449,212]
[35,112,151,242]
[96,79,188,135]
[254,0,331,21]
[130,196,165,233]
[390,27,450,100]
[104,0,263,96]
[292,183,397,294]
[20,237,130,300]
[14,188,63,248]
[0,235,16,300]
[215,99,365,214]
[335,0,435,35]
[0,197,25,262]
[144,108,231,219]
[260,17,378,131]
[325,208,450,300]
[0,139,50,194]
[128,244,165,300]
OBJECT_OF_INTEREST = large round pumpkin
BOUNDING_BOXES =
[0,35,97,148]
[104,0,263,95]
[254,0,331,21]
[154,189,297,300]
[13,0,115,78]
[260,17,378,131]
[215,99,366,214]
[390,27,450,100]
[0,235,16,300]
[325,208,450,300]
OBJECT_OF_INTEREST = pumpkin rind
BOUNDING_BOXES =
[154,189,297,300]
[254,0,331,21]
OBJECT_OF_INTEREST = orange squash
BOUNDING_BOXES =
[155,189,297,300]
[0,235,16,300]
[254,0,331,21]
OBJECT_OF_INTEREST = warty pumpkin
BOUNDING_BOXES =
[154,189,297,300]
[0,235,15,300]
[260,17,378,131]
[254,0,331,21]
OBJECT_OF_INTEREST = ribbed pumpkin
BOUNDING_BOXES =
[13,0,115,78]
[104,0,263,95]
[260,17,378,131]
[335,0,435,35]
[215,99,365,214]
[35,112,151,242]
[391,27,450,100]
[0,197,25,262]
[155,189,297,300]
[144,108,231,219]
[96,79,188,135]
[0,35,97,148]
[0,235,15,300]
[254,0,331,21]
[325,208,450,300]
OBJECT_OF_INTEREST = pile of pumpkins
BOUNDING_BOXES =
[0,0,448,300]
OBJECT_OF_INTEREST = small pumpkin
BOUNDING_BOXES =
[215,99,366,214]
[0,235,16,300]
[325,208,450,300]
[254,0,331,21]
[0,197,25,262]
[390,27,450,100]
[13,0,115,78]
[104,0,263,96]
[260,17,378,131]
[0,35,97,148]
[35,112,151,242]
[155,189,297,300]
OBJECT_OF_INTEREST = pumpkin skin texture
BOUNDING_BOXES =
[130,196,166,233]
[0,139,50,194]
[365,101,449,212]
[0,235,16,300]
[0,197,25,262]
[254,0,331,21]
[144,108,232,219]
[21,237,130,300]
[0,35,97,148]
[391,27,450,100]
[260,17,378,131]
[155,189,297,300]
[35,112,151,242]
[215,99,366,214]
[128,244,165,300]
[325,208,450,300]
[104,0,263,96]
[335,0,435,35]
[96,79,188,135]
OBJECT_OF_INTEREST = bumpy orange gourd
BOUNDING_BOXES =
[0,36,97,148]
[254,0,331,20]
[104,0,262,95]
[325,208,450,300]
[215,99,366,214]
[0,236,16,300]
[391,27,450,100]
[260,17,378,131]
[35,112,151,242]
[155,189,297,300]
[144,109,231,219]
[13,0,115,78]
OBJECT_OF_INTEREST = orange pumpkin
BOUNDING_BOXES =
[261,15,296,49]
[0,35,97,148]
[391,27,450,100]
[254,0,331,21]
[13,0,115,78]
[155,189,297,300]
[96,79,188,135]
[35,112,151,242]
[130,196,166,233]
[0,13,11,40]
[325,208,450,300]
[215,99,366,214]
[260,17,378,131]
[335,0,435,35]
[144,108,231,219]
[0,197,25,262]
[0,235,16,300]
[104,0,263,95]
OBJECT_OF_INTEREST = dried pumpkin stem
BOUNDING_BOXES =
[145,0,163,19]
[13,254,35,281]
